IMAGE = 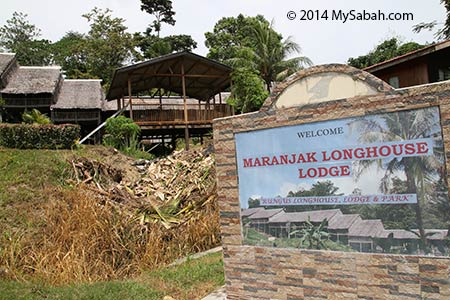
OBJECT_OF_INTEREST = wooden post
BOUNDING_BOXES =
[181,63,190,150]
[128,78,133,120]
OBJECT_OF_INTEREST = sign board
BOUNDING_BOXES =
[236,106,449,255]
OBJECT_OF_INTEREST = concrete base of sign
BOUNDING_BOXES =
[214,64,450,299]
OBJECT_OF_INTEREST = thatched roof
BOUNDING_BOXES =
[0,53,16,76]
[241,207,264,218]
[1,66,62,95]
[348,219,386,238]
[52,79,104,109]
[0,53,18,88]
[386,229,448,240]
[268,209,342,224]
[328,214,361,230]
[248,208,284,220]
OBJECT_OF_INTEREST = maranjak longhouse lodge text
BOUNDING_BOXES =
[242,140,431,179]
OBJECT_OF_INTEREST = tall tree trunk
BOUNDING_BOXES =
[404,162,427,252]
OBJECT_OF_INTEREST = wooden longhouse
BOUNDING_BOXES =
[51,79,104,139]
[1,65,62,123]
[106,51,234,149]
[0,53,18,89]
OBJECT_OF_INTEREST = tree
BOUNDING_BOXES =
[136,32,197,59]
[296,218,330,250]
[51,31,91,78]
[0,12,52,65]
[413,0,450,40]
[250,20,312,90]
[81,7,139,85]
[348,37,425,69]
[206,14,311,112]
[205,14,271,62]
[351,109,443,252]
[228,67,268,113]
[140,0,175,37]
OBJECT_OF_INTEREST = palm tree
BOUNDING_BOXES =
[22,109,51,125]
[351,108,443,252]
[250,21,312,91]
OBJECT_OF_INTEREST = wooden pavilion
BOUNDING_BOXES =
[106,51,234,149]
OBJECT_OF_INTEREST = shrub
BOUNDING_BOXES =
[22,109,51,125]
[103,116,149,158]
[0,123,80,149]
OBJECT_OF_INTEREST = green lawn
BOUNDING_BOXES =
[0,252,225,300]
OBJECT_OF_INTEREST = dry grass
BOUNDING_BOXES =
[0,147,221,285]
[1,187,220,284]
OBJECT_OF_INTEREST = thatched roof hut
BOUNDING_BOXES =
[1,66,62,95]
[0,53,18,89]
[52,79,104,109]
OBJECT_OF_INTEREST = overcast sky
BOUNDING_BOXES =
[0,0,447,65]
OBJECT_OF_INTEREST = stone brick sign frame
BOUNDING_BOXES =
[213,64,450,300]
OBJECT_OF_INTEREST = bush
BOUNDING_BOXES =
[0,123,80,149]
[103,116,150,158]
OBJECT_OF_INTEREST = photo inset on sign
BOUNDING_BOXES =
[235,106,449,256]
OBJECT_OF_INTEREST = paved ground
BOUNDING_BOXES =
[201,286,227,300]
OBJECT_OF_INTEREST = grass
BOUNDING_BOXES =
[0,149,68,206]
[0,146,222,291]
[0,252,224,300]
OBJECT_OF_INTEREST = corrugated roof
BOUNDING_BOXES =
[241,207,264,218]
[348,219,386,238]
[387,229,448,240]
[52,79,104,109]
[268,209,342,224]
[106,51,232,101]
[2,66,61,94]
[364,39,450,73]
[328,214,361,230]
[248,208,283,220]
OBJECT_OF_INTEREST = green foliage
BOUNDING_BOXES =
[347,37,425,69]
[413,0,450,40]
[248,198,260,208]
[205,14,272,62]
[0,12,52,65]
[206,15,310,112]
[22,109,51,125]
[0,252,224,300]
[250,20,312,90]
[103,116,141,155]
[51,32,92,79]
[296,218,330,250]
[140,0,176,37]
[0,124,80,149]
[136,33,197,59]
[228,67,268,113]
[80,8,139,85]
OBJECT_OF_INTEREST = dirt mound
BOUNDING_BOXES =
[0,145,220,284]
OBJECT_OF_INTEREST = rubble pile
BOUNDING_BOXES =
[70,147,217,229]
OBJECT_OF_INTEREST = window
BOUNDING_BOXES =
[438,68,450,82]
[388,76,400,88]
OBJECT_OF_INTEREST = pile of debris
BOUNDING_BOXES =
[70,146,217,229]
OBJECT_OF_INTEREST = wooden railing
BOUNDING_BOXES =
[51,110,101,122]
[3,97,53,108]
[132,103,233,125]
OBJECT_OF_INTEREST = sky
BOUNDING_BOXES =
[0,0,447,64]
